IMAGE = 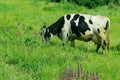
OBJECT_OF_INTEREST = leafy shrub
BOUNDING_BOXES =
[50,0,61,2]
[67,0,115,9]
[48,0,119,9]
[116,43,120,51]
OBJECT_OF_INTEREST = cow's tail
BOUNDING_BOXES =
[105,19,110,53]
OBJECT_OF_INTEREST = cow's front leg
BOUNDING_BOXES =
[62,32,68,46]
[70,39,75,47]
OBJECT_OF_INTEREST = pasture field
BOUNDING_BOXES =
[0,0,120,80]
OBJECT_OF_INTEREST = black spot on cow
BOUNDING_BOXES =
[70,15,91,37]
[79,16,85,21]
[89,19,93,24]
[70,14,80,36]
[48,16,65,35]
[104,21,109,30]
[97,28,100,33]
[70,19,81,37]
[103,40,106,46]
[73,14,80,20]
[66,14,71,20]
[77,16,91,35]
[67,33,69,37]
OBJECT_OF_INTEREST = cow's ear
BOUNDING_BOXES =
[40,25,46,35]
[43,25,46,28]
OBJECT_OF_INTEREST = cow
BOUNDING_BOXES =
[40,14,110,54]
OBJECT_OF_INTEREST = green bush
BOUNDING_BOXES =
[48,0,119,8]
[67,0,115,8]
[50,0,61,2]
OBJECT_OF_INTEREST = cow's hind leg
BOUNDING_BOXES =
[101,40,107,55]
[106,31,110,53]
[96,44,101,53]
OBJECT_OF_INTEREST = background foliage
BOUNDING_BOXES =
[49,0,120,8]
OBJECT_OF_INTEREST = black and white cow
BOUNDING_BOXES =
[41,14,110,54]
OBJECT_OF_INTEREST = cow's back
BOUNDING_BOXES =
[90,15,110,29]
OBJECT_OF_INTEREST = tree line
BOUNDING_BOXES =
[49,0,120,9]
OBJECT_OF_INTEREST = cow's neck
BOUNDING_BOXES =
[48,16,65,35]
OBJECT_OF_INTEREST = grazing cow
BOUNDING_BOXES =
[41,14,110,54]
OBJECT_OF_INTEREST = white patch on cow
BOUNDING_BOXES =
[60,14,77,44]
[60,15,71,44]
[50,33,53,39]
[74,18,79,26]
[91,15,110,29]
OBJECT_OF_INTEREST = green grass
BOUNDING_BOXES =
[0,0,120,80]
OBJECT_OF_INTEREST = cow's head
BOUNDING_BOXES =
[40,25,52,42]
